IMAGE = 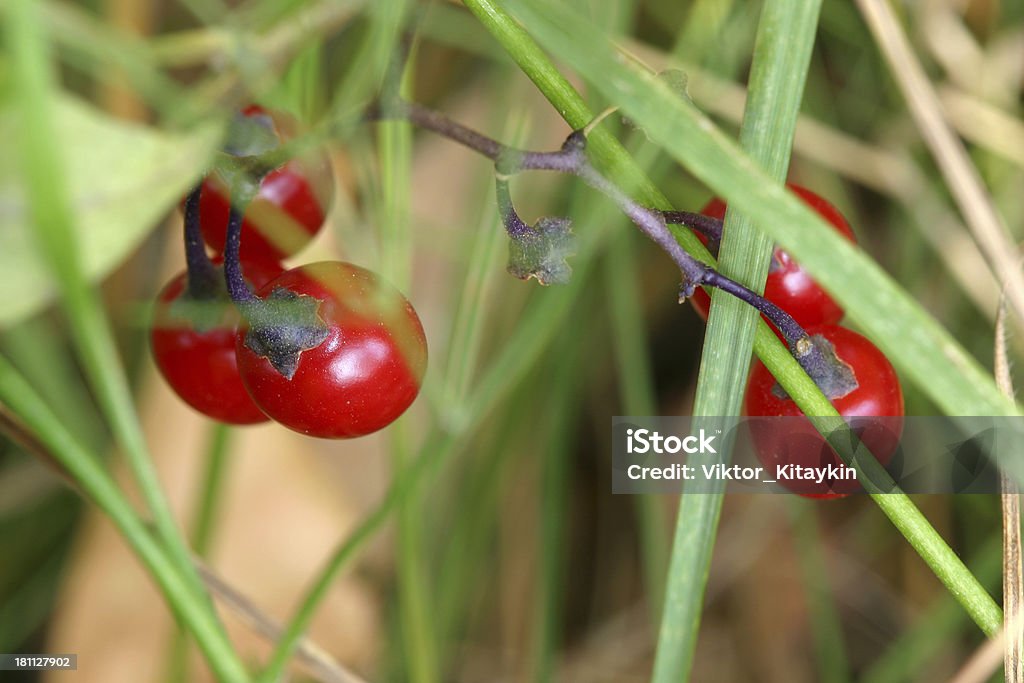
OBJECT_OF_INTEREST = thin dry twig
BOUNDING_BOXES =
[0,404,79,492]
[194,560,368,683]
[996,261,1024,683]
[951,628,1009,683]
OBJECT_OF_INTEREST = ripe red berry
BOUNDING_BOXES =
[196,107,332,262]
[235,262,428,439]
[151,258,284,425]
[744,324,904,498]
[691,185,856,328]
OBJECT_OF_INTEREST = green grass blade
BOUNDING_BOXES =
[533,349,580,682]
[654,2,823,680]
[166,424,234,683]
[378,43,440,683]
[861,537,1001,683]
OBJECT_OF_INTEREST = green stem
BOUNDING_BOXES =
[166,425,234,683]
[861,537,1001,683]
[0,355,250,682]
[5,0,228,652]
[191,425,234,557]
[256,447,429,683]
[533,351,579,682]
[654,2,823,680]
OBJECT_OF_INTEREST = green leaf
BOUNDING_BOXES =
[0,94,222,327]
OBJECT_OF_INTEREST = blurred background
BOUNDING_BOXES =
[1,0,1022,681]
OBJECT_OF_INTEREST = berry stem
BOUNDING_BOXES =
[494,176,533,239]
[375,99,822,366]
[182,185,220,299]
[222,206,258,305]
[661,210,723,251]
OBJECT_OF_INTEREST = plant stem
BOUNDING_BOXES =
[166,424,234,683]
[223,207,258,304]
[654,0,823,680]
[661,210,723,250]
[183,185,220,298]
[385,100,812,327]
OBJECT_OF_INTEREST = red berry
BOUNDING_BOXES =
[690,185,856,329]
[235,262,428,439]
[744,324,904,498]
[196,108,332,262]
[151,258,284,425]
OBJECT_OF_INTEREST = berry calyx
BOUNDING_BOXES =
[235,262,428,439]
[745,324,904,498]
[151,257,284,425]
[196,107,332,262]
[690,184,856,328]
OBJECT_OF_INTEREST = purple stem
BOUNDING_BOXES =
[699,270,805,347]
[494,177,532,239]
[661,211,723,251]
[381,99,819,361]
[222,207,258,305]
[183,185,219,298]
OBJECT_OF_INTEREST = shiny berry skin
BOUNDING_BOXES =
[691,185,856,328]
[151,258,284,425]
[744,324,904,498]
[235,262,428,439]
[197,108,332,262]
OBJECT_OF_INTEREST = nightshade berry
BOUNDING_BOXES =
[234,262,428,439]
[744,324,904,498]
[196,106,332,262]
[690,184,856,328]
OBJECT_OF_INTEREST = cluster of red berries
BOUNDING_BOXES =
[691,185,905,498]
[151,108,428,439]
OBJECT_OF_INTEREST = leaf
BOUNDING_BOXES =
[506,216,577,285]
[0,93,222,327]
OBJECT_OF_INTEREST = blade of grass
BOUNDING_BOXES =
[6,0,238,667]
[0,355,250,682]
[532,348,580,683]
[378,36,440,683]
[0,317,106,450]
[655,2,822,679]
